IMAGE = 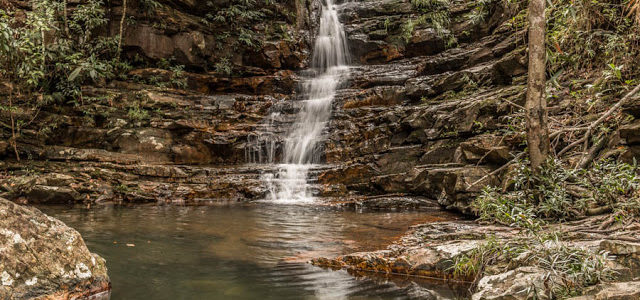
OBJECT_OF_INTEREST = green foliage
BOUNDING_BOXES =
[474,186,544,231]
[207,0,267,25]
[0,10,48,92]
[468,0,493,25]
[452,234,614,297]
[156,58,172,69]
[411,0,449,10]
[114,183,130,193]
[201,0,287,53]
[450,235,522,280]
[214,57,233,76]
[238,28,261,49]
[0,0,124,101]
[533,239,615,297]
[403,0,457,47]
[546,0,640,93]
[383,18,391,33]
[473,158,640,228]
[140,0,162,10]
[588,159,639,205]
[132,59,188,88]
[169,65,187,89]
[69,0,107,39]
[401,16,424,43]
[127,104,149,121]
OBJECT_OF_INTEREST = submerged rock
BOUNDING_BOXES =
[0,197,110,299]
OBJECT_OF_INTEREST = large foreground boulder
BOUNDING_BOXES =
[0,198,110,299]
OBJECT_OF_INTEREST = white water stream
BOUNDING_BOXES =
[253,0,349,203]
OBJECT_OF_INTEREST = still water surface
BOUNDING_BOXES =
[41,204,466,299]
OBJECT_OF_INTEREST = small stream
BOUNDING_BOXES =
[41,204,467,299]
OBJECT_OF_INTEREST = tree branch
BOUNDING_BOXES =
[467,152,524,189]
[576,133,610,169]
[575,83,640,165]
[554,83,640,161]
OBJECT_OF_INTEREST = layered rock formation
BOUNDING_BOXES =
[0,197,110,299]
[0,0,535,211]
[1,0,639,298]
[0,0,637,213]
[312,215,640,299]
[317,0,529,213]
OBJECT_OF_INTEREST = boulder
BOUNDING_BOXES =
[471,267,549,300]
[0,197,110,299]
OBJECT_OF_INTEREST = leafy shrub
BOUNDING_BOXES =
[588,159,639,204]
[403,0,456,47]
[214,57,233,76]
[474,187,544,231]
[127,104,149,121]
[1,0,123,100]
[533,239,615,297]
[546,0,640,91]
[451,235,522,280]
[452,234,615,297]
[473,158,640,227]
[169,65,187,89]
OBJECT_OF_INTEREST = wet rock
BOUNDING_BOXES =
[337,195,442,210]
[312,221,511,279]
[1,173,83,204]
[313,215,640,300]
[122,25,207,66]
[0,160,276,205]
[107,0,310,70]
[128,68,297,95]
[44,146,142,165]
[0,197,110,299]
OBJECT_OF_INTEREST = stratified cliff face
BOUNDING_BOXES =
[0,0,635,211]
[0,0,526,208]
[317,0,527,213]
[0,0,318,204]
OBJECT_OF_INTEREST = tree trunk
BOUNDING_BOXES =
[117,0,128,58]
[8,86,20,161]
[41,29,46,70]
[63,0,69,36]
[525,0,549,173]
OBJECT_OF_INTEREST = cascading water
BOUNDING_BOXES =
[251,0,349,203]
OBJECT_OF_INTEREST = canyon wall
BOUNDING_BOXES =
[1,0,637,212]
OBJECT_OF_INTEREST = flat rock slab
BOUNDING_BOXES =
[0,197,110,299]
[569,281,640,300]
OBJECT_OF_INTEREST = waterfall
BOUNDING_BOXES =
[253,0,349,203]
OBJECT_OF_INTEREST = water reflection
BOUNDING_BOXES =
[40,204,466,299]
